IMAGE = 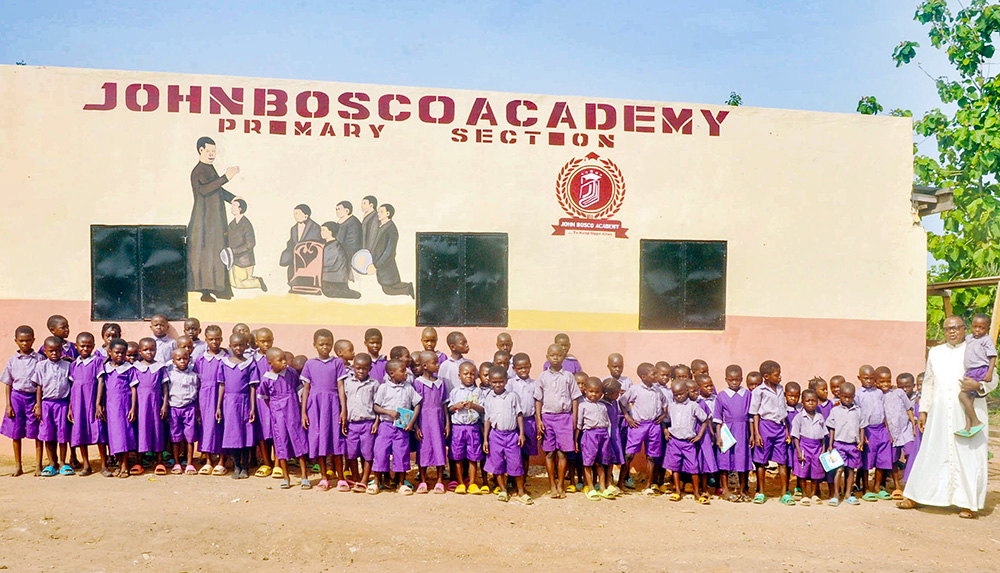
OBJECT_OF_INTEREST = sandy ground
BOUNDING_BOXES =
[1,446,999,573]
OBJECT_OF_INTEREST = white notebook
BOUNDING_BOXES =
[820,449,845,472]
[719,424,737,453]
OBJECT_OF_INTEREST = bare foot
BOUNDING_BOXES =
[548,490,560,499]
[79,466,93,477]
[896,498,918,510]
[958,509,977,519]
[11,468,23,477]
[33,467,42,477]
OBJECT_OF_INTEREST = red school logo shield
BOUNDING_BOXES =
[552,152,628,238]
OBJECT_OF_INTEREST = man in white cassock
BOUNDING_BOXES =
[900,315,996,518]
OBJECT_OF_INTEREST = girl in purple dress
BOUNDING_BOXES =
[94,322,121,359]
[134,338,168,475]
[695,375,719,495]
[217,333,258,479]
[250,328,275,478]
[301,329,349,491]
[68,333,109,477]
[195,325,228,475]
[96,339,137,478]
[259,348,310,490]
[414,351,449,494]
[713,365,752,502]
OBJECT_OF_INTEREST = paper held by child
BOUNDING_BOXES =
[820,449,845,473]
[394,407,414,429]
[719,424,737,453]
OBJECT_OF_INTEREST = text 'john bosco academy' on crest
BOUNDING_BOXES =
[552,152,628,238]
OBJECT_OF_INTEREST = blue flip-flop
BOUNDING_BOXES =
[41,465,57,477]
[59,464,75,476]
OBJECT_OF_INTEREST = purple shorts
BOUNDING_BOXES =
[541,412,575,453]
[346,420,375,461]
[966,366,989,382]
[662,437,699,474]
[169,402,198,443]
[833,440,862,470]
[521,416,538,457]
[580,427,611,466]
[373,422,411,473]
[625,420,664,457]
[485,429,524,476]
[864,424,893,470]
[752,419,788,466]
[793,437,826,479]
[450,423,484,462]
[37,398,70,443]
[0,389,39,440]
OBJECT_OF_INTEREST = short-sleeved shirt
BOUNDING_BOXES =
[373,380,421,423]
[449,385,481,425]
[749,383,787,423]
[533,368,582,414]
[300,357,347,393]
[665,399,708,440]
[370,355,388,386]
[165,364,200,408]
[507,376,536,417]
[883,388,914,447]
[343,371,377,422]
[34,358,72,400]
[439,356,474,394]
[577,399,611,430]
[855,386,885,426]
[790,410,827,440]
[624,383,666,422]
[965,333,998,370]
[191,339,208,361]
[2,351,41,393]
[153,335,177,364]
[259,368,301,400]
[484,389,521,432]
[826,403,867,444]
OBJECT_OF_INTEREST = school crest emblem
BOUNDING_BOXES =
[552,152,628,238]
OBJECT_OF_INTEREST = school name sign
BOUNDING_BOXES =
[83,81,730,148]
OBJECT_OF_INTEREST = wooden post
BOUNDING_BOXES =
[991,281,1000,344]
[943,290,953,317]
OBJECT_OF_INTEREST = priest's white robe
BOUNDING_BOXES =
[903,341,996,511]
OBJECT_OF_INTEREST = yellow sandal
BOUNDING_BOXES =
[271,466,285,479]
[254,465,272,478]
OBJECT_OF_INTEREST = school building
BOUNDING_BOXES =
[0,65,925,390]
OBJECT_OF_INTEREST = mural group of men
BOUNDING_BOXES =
[186,136,414,302]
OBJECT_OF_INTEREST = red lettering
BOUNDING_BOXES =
[369,124,385,138]
[546,102,577,129]
[84,82,117,111]
[662,108,693,134]
[377,94,411,121]
[451,127,469,142]
[254,89,287,117]
[209,87,244,115]
[344,123,361,137]
[476,129,493,143]
[320,122,337,136]
[524,130,541,144]
[269,121,286,135]
[624,105,654,133]
[124,83,159,112]
[500,130,516,144]
[244,119,261,134]
[295,91,329,118]
[572,133,589,146]
[167,85,202,113]
[337,92,370,120]
[294,121,312,135]
[506,100,538,127]
[585,103,616,130]
[548,132,565,146]
[218,118,236,132]
[466,98,498,126]
[701,109,729,136]
[418,95,455,124]
[598,134,615,148]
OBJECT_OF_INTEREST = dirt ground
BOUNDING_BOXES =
[1,445,998,573]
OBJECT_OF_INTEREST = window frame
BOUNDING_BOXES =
[415,232,509,327]
[638,239,727,331]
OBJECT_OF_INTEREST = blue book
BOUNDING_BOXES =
[394,407,414,429]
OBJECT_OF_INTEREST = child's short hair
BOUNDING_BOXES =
[636,362,654,377]
[785,381,800,393]
[205,324,223,336]
[801,389,818,401]
[109,338,128,351]
[321,221,338,236]
[808,377,826,391]
[512,352,530,365]
[759,360,780,376]
[446,331,464,346]
[313,328,333,342]
[493,350,511,362]
[100,322,121,336]
[364,328,382,339]
[604,377,622,394]
[46,315,68,329]
[672,364,691,379]
[972,312,991,325]
[896,372,915,384]
[14,325,33,338]
[725,364,742,378]
[386,358,404,373]
[389,346,409,359]
[488,365,507,380]
[77,332,95,343]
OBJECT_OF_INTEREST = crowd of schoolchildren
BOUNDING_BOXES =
[3,312,994,507]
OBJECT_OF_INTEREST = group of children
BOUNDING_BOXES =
[0,312,954,507]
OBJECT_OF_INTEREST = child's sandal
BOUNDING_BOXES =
[697,494,711,505]
[668,493,682,502]
[184,465,197,475]
[352,483,366,493]
[366,483,379,495]
[336,480,351,492]
[170,464,183,475]
[198,464,213,475]
[317,479,331,491]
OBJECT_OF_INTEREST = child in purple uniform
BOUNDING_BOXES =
[603,353,633,489]
[133,338,168,476]
[439,331,472,394]
[602,378,626,495]
[958,313,996,437]
[853,364,881,496]
[880,370,914,500]
[750,360,792,505]
[149,314,177,364]
[783,382,802,499]
[196,325,228,475]
[419,327,448,365]
[45,315,78,361]
[165,348,199,475]
[714,364,752,502]
[576,377,615,500]
[373,359,422,495]
[695,374,719,496]
[69,332,109,477]
[183,318,208,361]
[259,348,310,490]
[483,366,531,504]
[2,326,42,477]
[825,381,866,506]
[97,339,137,477]
[364,328,387,384]
[623,363,666,496]
[507,353,537,475]
[449,361,485,495]
[414,351,449,494]
[217,333,259,480]
[791,389,827,506]
[534,344,582,499]
[35,337,73,477]
[301,329,349,491]
[861,366,894,502]
[343,353,378,494]
[897,373,920,482]
[95,323,121,359]
[664,379,709,504]
[250,328,275,478]
[543,333,583,374]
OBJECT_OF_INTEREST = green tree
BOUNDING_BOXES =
[725,91,742,106]
[866,0,1000,333]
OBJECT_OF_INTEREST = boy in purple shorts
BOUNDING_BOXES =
[576,377,615,500]
[45,315,78,361]
[958,313,995,437]
[602,378,626,494]
[791,389,827,506]
[449,362,485,494]
[507,352,537,475]
[853,364,881,494]
[859,366,896,502]
[543,333,582,374]
[784,382,802,499]
[343,353,378,494]
[604,353,633,487]
[35,337,73,477]
[1,325,43,477]
[439,331,472,394]
[881,370,913,500]
[483,366,532,505]
[364,328,387,384]
[372,359,421,495]
[749,360,792,505]
[534,344,582,499]
[149,314,177,364]
[166,348,200,475]
[623,362,666,495]
[663,379,709,504]
[825,381,867,506]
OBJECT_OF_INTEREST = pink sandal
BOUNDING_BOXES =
[317,479,331,491]
[336,480,351,492]
[448,481,459,491]
[433,483,446,494]
[184,465,197,475]
[416,482,429,494]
